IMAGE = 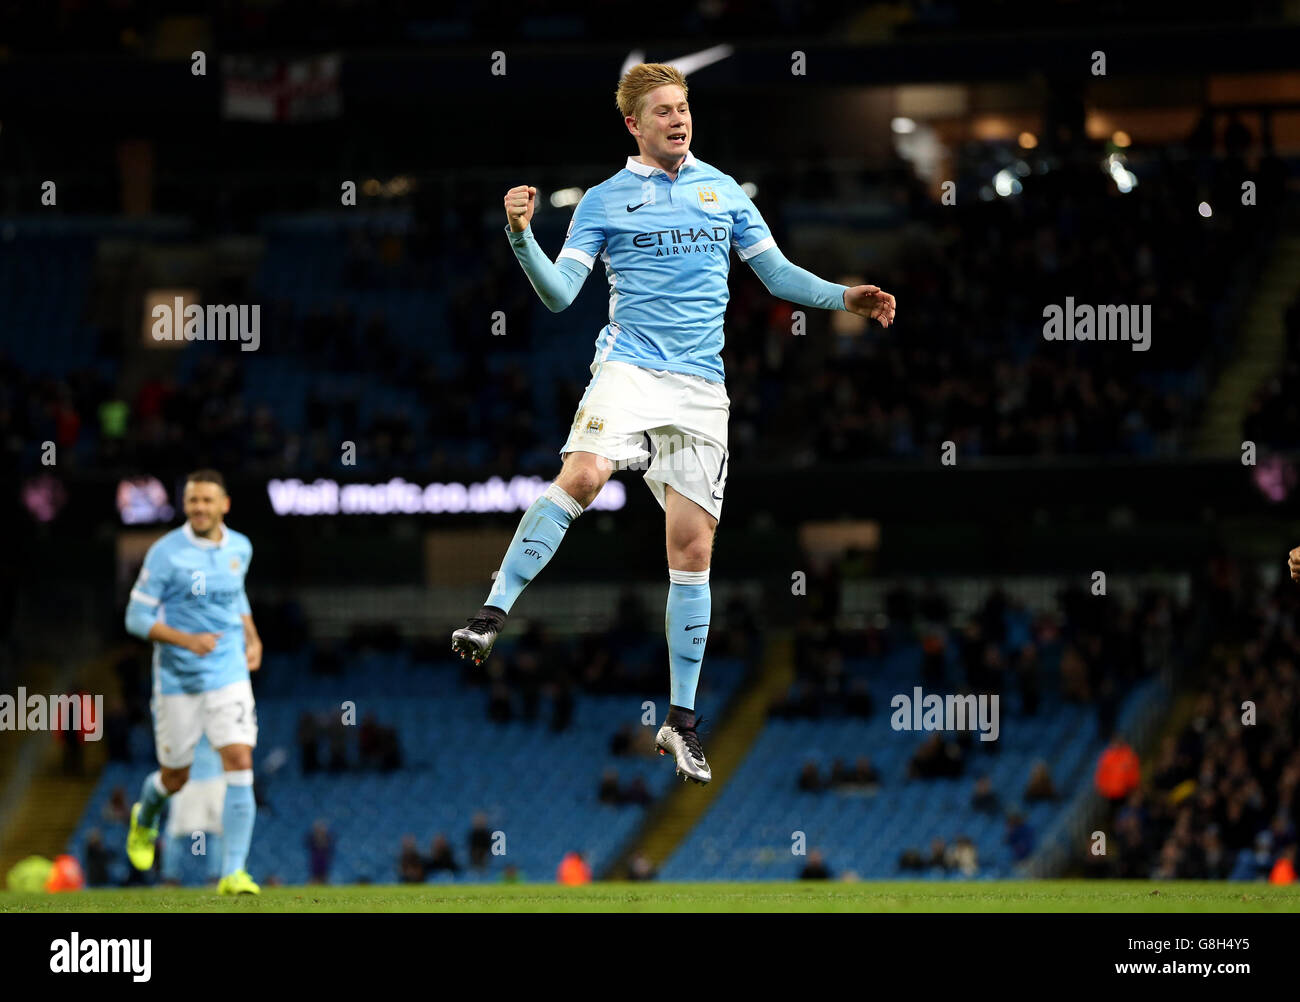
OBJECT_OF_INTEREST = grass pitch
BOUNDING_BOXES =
[3,880,1298,913]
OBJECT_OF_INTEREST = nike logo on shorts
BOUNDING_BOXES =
[684,623,709,631]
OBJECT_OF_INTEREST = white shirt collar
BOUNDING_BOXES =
[625,150,697,178]
[184,521,228,549]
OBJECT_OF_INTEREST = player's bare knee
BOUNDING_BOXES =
[160,767,189,793]
[220,745,254,772]
[557,457,609,507]
[670,533,714,571]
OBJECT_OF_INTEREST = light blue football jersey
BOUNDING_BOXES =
[557,152,774,384]
[125,522,253,696]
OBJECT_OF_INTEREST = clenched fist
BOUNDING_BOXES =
[504,185,537,233]
[1289,545,1300,582]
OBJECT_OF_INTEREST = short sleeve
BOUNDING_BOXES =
[729,179,776,262]
[129,542,170,610]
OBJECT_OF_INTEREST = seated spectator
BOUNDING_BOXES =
[599,768,622,804]
[849,756,880,789]
[946,835,979,877]
[627,853,657,881]
[1005,811,1035,862]
[798,761,824,793]
[1200,824,1231,880]
[609,723,634,757]
[469,812,492,868]
[398,835,425,883]
[305,820,335,884]
[1024,760,1059,802]
[83,828,111,887]
[1152,840,1184,880]
[799,849,832,880]
[897,847,926,872]
[971,775,1001,815]
[909,733,965,779]
[1229,831,1275,881]
[102,786,130,825]
[426,834,460,876]
[622,776,652,807]
[926,836,949,871]
[827,755,880,790]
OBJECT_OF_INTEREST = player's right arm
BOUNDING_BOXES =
[502,184,603,313]
[124,543,221,656]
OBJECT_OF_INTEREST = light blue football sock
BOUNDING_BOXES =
[161,834,185,883]
[206,834,224,882]
[667,569,711,710]
[220,771,256,877]
[137,771,170,828]
[484,484,583,613]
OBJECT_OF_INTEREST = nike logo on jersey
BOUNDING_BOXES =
[626,201,650,212]
[684,623,709,631]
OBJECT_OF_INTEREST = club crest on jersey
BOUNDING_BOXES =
[229,557,242,572]
[697,185,719,206]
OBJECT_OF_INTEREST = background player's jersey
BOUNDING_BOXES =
[558,152,774,384]
[126,522,252,695]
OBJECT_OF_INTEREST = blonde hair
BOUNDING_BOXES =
[615,63,689,123]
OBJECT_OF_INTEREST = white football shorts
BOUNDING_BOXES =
[560,360,730,521]
[151,679,258,770]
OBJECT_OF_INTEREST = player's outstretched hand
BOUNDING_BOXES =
[504,185,537,233]
[187,632,221,656]
[1289,545,1300,582]
[844,285,896,328]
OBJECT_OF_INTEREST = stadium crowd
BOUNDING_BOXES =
[1084,565,1300,882]
[2,125,1281,479]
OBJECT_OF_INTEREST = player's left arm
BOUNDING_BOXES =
[730,179,895,327]
[237,543,261,671]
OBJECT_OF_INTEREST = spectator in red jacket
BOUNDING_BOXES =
[1095,733,1140,802]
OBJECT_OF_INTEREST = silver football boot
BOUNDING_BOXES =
[656,716,712,784]
[451,612,502,666]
